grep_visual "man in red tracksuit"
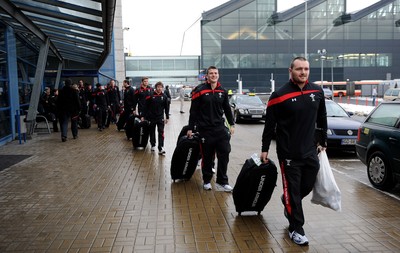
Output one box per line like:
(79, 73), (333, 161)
(186, 66), (235, 192)
(260, 56), (327, 246)
(143, 81), (169, 155)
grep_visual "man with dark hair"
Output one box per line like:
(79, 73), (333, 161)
(186, 66), (235, 192)
(106, 79), (121, 126)
(133, 77), (153, 117)
(57, 79), (81, 142)
(164, 85), (172, 115)
(260, 56), (327, 246)
(143, 81), (169, 154)
(93, 83), (109, 131)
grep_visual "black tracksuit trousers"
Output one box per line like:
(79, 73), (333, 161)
(149, 118), (165, 151)
(199, 127), (231, 185)
(280, 152), (319, 235)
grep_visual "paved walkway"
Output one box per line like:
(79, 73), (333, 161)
(0, 101), (400, 252)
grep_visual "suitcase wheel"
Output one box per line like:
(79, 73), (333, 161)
(238, 212), (242, 216)
(257, 211), (261, 215)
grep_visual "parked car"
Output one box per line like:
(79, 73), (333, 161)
(183, 87), (193, 101)
(383, 88), (400, 101)
(233, 88), (251, 95)
(356, 101), (400, 190)
(324, 99), (361, 151)
(229, 94), (266, 123)
(323, 88), (333, 99)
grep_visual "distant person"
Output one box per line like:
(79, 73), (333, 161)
(78, 80), (88, 120)
(106, 79), (121, 126)
(187, 66), (235, 192)
(372, 86), (377, 106)
(49, 88), (59, 132)
(57, 79), (81, 142)
(144, 81), (169, 155)
(85, 83), (95, 117)
(260, 56), (327, 246)
(39, 87), (52, 118)
(179, 85), (186, 113)
(93, 83), (109, 131)
(164, 85), (172, 115)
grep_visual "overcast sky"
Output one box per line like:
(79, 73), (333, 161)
(121, 0), (379, 56)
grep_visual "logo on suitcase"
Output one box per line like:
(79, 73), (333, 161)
(139, 127), (144, 143)
(182, 147), (193, 175)
(251, 175), (266, 207)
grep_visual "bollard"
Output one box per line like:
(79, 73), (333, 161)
(16, 110), (26, 144)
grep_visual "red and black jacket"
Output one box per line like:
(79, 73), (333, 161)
(144, 91), (169, 121)
(262, 79), (327, 159)
(133, 85), (153, 116)
(188, 81), (234, 132)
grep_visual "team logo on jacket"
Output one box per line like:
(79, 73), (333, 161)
(219, 92), (222, 98)
(310, 93), (316, 102)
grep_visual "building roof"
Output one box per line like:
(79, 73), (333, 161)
(201, 0), (254, 22)
(267, 0), (326, 26)
(0, 0), (116, 68)
(333, 0), (396, 26)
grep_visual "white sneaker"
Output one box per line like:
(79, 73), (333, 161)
(289, 231), (309, 246)
(216, 183), (233, 192)
(203, 183), (212, 190)
(151, 146), (156, 151)
(159, 148), (166, 155)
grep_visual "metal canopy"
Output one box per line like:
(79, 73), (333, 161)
(266, 0), (326, 26)
(202, 0), (254, 22)
(0, 0), (116, 68)
(333, 0), (396, 26)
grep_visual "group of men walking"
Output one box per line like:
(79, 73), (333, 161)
(52, 57), (328, 247)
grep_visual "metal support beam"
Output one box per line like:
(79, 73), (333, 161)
(6, 26), (20, 141)
(26, 37), (50, 135)
(0, 0), (63, 61)
(55, 61), (63, 89)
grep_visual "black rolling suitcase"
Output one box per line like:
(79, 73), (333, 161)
(124, 114), (136, 140)
(79, 113), (91, 129)
(233, 156), (278, 215)
(116, 110), (126, 131)
(132, 118), (149, 149)
(170, 134), (200, 182)
(177, 125), (191, 144)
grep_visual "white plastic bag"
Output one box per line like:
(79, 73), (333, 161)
(311, 150), (342, 211)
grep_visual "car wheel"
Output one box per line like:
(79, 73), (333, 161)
(234, 111), (240, 124)
(367, 151), (395, 190)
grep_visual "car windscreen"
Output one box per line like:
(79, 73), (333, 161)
(367, 104), (400, 127)
(237, 96), (263, 105)
(325, 101), (349, 117)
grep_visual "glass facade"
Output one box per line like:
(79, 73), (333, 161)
(201, 0), (400, 92)
(0, 24), (11, 140)
(125, 56), (201, 87)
